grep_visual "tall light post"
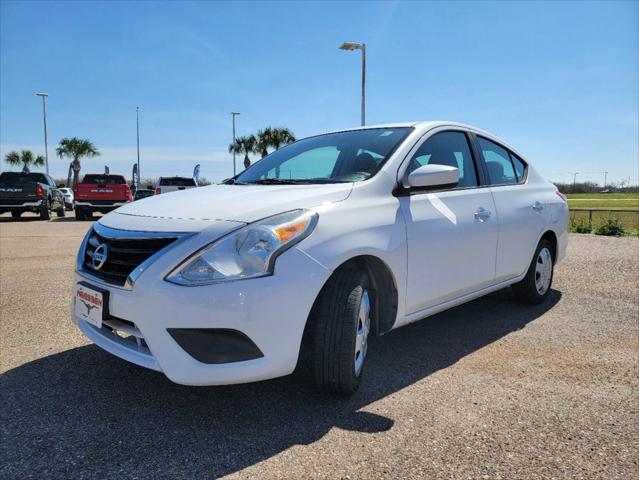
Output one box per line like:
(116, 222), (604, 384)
(339, 42), (366, 126)
(35, 93), (49, 175)
(572, 172), (579, 193)
(136, 107), (141, 189)
(603, 171), (608, 189)
(231, 112), (240, 176)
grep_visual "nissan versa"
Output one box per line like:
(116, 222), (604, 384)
(73, 121), (569, 394)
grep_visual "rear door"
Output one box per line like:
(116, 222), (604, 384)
(475, 136), (550, 281)
(399, 129), (499, 316)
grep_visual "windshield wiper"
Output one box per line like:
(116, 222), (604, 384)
(245, 178), (306, 185)
(244, 178), (350, 185)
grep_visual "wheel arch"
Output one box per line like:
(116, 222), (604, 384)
(539, 230), (558, 264)
(302, 254), (399, 350)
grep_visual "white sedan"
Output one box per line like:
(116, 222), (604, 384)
(72, 121), (568, 394)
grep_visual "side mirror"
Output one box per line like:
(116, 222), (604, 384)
(407, 164), (459, 190)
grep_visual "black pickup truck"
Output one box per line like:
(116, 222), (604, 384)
(0, 171), (65, 220)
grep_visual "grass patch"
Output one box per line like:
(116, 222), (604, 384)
(568, 199), (639, 209)
(566, 193), (639, 199)
(570, 210), (639, 231)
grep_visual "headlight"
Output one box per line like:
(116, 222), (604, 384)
(165, 209), (318, 286)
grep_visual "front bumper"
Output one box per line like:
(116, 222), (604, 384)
(73, 245), (331, 386)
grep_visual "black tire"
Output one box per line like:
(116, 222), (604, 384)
(311, 265), (372, 395)
(11, 211), (22, 219)
(512, 238), (554, 305)
(75, 207), (85, 221)
(56, 205), (65, 217)
(39, 198), (51, 220)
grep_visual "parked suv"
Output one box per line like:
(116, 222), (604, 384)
(72, 121), (568, 394)
(0, 171), (65, 219)
(58, 187), (74, 210)
(73, 174), (132, 220)
(155, 176), (197, 195)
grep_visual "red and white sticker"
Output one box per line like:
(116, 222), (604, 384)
(75, 285), (104, 328)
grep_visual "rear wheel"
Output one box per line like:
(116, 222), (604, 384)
(11, 211), (22, 219)
(75, 207), (85, 221)
(512, 238), (554, 304)
(311, 265), (372, 395)
(39, 198), (51, 220)
(56, 205), (65, 217)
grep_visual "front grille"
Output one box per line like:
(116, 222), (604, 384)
(83, 228), (176, 286)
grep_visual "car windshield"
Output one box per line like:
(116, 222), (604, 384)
(235, 127), (412, 184)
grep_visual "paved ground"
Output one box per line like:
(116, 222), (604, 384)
(1, 213), (638, 479)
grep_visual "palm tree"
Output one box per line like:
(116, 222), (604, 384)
(56, 138), (100, 187)
(228, 134), (257, 169)
(270, 128), (296, 150)
(257, 127), (274, 158)
(3, 150), (45, 173)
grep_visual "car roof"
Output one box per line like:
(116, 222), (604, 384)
(324, 121), (526, 160)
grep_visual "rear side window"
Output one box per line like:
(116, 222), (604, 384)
(0, 172), (48, 184)
(407, 131), (478, 188)
(82, 175), (124, 185)
(477, 137), (518, 186)
(509, 152), (527, 182)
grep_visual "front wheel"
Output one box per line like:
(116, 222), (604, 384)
(56, 205), (65, 217)
(512, 239), (554, 304)
(11, 211), (22, 219)
(311, 266), (372, 395)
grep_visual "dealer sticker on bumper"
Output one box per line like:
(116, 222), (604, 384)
(75, 284), (104, 328)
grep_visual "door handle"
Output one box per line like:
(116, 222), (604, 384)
(532, 201), (545, 212)
(474, 208), (491, 222)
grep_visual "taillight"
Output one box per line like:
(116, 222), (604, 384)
(35, 184), (44, 197)
(155, 187), (161, 195)
(555, 191), (567, 203)
(125, 185), (133, 202)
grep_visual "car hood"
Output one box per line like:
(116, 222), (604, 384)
(99, 183), (353, 232)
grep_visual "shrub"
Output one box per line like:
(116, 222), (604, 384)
(570, 218), (592, 234)
(594, 217), (625, 236)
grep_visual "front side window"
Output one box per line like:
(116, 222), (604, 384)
(477, 137), (518, 185)
(235, 127), (412, 184)
(406, 131), (478, 188)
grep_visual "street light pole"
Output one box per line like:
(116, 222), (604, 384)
(572, 172), (579, 193)
(35, 93), (49, 175)
(231, 112), (240, 176)
(339, 42), (366, 126)
(603, 171), (608, 189)
(136, 107), (141, 189)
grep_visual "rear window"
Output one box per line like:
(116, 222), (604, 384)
(0, 172), (48, 184)
(81, 175), (125, 185)
(159, 177), (196, 186)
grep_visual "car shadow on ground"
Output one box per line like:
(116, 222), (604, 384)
(1, 288), (561, 479)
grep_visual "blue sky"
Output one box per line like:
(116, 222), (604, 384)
(1, 0), (637, 185)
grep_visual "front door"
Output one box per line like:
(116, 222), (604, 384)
(399, 130), (499, 315)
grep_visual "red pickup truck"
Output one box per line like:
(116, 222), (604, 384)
(73, 174), (132, 220)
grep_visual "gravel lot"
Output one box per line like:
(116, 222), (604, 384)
(1, 214), (638, 479)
